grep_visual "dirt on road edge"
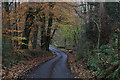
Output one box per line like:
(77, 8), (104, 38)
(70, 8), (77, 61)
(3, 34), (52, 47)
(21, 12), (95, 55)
(59, 49), (94, 79)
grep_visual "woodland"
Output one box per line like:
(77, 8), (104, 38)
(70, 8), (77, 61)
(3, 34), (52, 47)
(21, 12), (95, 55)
(2, 2), (120, 79)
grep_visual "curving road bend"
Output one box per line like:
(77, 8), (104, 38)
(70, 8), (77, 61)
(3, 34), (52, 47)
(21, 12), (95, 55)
(27, 47), (73, 78)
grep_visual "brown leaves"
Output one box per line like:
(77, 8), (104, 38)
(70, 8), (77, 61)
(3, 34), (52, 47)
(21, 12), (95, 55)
(61, 49), (93, 79)
(2, 52), (56, 79)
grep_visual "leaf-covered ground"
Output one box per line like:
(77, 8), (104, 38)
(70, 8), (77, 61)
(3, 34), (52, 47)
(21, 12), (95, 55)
(61, 49), (94, 79)
(2, 52), (56, 79)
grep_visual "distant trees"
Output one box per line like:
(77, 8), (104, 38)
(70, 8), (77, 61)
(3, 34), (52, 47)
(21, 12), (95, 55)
(80, 2), (120, 49)
(75, 2), (120, 79)
(2, 2), (74, 52)
(2, 1), (120, 79)
(54, 2), (120, 79)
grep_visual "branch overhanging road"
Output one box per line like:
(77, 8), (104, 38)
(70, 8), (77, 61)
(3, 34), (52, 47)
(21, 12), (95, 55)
(27, 46), (73, 78)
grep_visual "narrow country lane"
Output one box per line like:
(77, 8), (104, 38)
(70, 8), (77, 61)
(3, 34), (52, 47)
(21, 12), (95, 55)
(27, 47), (73, 78)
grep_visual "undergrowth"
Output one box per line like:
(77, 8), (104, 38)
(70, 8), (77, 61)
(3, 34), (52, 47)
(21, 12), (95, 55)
(76, 33), (120, 80)
(2, 46), (53, 68)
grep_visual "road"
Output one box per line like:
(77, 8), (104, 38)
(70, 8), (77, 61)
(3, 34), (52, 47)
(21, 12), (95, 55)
(27, 47), (73, 78)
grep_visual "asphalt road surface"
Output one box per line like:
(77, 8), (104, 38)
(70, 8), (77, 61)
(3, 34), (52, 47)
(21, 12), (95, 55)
(27, 47), (73, 78)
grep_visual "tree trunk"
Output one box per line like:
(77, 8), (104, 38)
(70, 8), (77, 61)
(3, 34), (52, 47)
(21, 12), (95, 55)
(46, 13), (53, 51)
(40, 13), (47, 50)
(2, 2), (12, 49)
(32, 25), (38, 49)
(14, 2), (19, 49)
(21, 11), (34, 49)
(46, 3), (54, 51)
(100, 2), (111, 45)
